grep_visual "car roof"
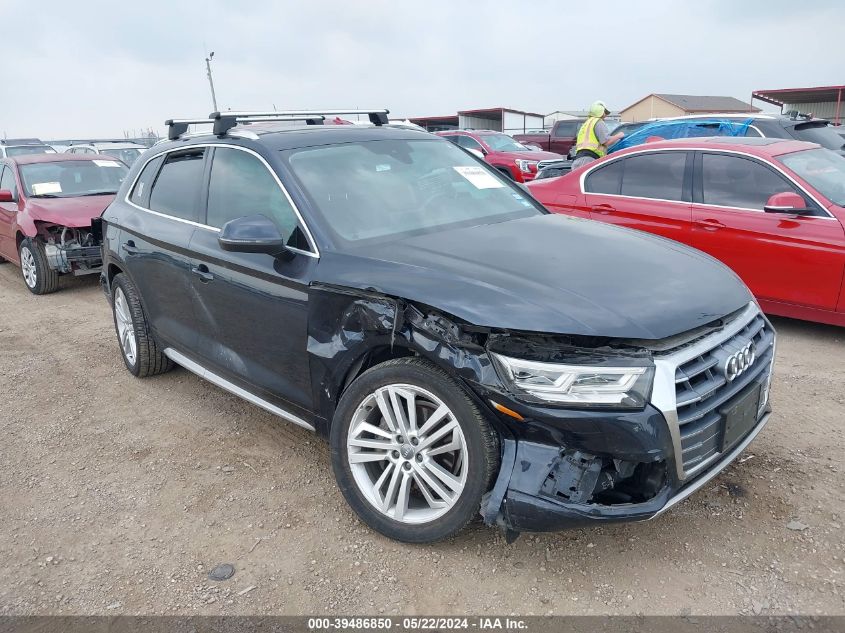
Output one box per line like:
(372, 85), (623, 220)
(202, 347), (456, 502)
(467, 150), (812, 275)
(5, 153), (121, 166)
(157, 123), (438, 153)
(91, 142), (146, 149)
(611, 136), (818, 157)
(438, 129), (502, 136)
(651, 112), (832, 128)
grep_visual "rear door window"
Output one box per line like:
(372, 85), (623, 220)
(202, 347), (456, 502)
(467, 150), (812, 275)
(620, 152), (687, 201)
(701, 153), (807, 211)
(148, 148), (205, 221)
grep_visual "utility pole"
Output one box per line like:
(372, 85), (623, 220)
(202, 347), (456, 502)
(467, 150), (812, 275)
(205, 51), (218, 112)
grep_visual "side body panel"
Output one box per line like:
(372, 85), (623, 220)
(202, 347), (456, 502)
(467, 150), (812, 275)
(113, 209), (199, 350)
(0, 164), (23, 262)
(187, 228), (316, 415)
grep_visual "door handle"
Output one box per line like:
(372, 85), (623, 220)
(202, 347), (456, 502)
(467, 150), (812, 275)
(191, 264), (214, 283)
(695, 218), (726, 231)
(122, 240), (139, 254)
(591, 204), (616, 215)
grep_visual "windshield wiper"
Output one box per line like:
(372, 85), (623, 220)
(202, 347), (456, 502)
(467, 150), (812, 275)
(29, 193), (61, 198)
(78, 191), (117, 196)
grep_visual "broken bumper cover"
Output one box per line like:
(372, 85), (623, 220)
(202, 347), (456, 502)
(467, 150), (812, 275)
(479, 398), (772, 533)
(45, 243), (102, 275)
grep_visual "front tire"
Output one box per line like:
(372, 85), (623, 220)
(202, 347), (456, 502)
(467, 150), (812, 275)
(111, 273), (173, 377)
(19, 238), (59, 295)
(331, 358), (499, 543)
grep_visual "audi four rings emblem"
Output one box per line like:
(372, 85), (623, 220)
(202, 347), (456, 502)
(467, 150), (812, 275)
(724, 343), (756, 381)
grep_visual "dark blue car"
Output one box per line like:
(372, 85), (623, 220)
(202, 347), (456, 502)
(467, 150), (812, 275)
(98, 109), (774, 543)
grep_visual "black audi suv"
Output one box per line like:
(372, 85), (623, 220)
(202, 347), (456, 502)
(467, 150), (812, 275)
(98, 109), (775, 543)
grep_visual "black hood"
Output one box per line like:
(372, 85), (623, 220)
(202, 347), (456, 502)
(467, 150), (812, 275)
(317, 214), (752, 340)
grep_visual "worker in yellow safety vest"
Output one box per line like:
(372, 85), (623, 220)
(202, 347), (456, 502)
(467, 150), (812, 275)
(570, 100), (625, 170)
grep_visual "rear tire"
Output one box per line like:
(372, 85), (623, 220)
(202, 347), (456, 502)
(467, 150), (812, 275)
(19, 238), (59, 295)
(111, 273), (173, 377)
(331, 357), (499, 543)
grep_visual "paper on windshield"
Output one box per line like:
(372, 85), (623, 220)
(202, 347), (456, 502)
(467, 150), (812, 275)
(31, 182), (62, 195)
(93, 160), (122, 168)
(453, 166), (504, 189)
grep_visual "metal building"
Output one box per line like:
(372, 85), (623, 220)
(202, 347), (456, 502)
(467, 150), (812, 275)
(409, 107), (544, 134)
(751, 85), (844, 125)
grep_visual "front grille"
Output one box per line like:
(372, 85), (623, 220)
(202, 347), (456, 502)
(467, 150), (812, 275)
(537, 159), (570, 170)
(673, 312), (774, 474)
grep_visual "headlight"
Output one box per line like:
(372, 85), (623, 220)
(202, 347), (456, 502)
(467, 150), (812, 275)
(514, 159), (538, 173)
(491, 353), (654, 409)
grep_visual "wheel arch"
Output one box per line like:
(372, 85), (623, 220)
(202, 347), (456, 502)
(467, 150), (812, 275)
(107, 261), (125, 286)
(307, 283), (497, 435)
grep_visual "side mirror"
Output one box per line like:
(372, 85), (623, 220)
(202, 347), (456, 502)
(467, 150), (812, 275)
(466, 148), (486, 160)
(218, 214), (287, 255)
(0, 189), (14, 203)
(763, 192), (810, 215)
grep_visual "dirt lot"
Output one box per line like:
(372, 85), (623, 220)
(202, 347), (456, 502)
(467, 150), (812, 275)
(0, 266), (843, 616)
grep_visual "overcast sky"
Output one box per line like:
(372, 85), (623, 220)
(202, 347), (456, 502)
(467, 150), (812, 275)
(2, 0), (843, 139)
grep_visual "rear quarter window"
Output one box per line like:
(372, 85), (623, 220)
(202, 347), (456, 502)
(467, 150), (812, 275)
(129, 155), (164, 207)
(584, 160), (623, 195)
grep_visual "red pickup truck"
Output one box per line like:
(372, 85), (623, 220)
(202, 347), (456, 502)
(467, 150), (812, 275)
(435, 130), (563, 182)
(513, 119), (584, 156)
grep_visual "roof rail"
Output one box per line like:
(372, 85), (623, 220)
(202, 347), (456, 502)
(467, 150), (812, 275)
(165, 108), (390, 141)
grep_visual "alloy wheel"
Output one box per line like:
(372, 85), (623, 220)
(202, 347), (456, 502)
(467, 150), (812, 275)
(114, 287), (137, 366)
(20, 246), (37, 289)
(347, 384), (468, 524)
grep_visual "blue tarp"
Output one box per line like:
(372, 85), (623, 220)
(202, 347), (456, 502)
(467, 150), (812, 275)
(609, 118), (754, 153)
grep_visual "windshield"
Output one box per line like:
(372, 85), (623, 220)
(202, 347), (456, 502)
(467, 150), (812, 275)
(779, 148), (845, 206)
(286, 138), (542, 244)
(6, 145), (54, 157)
(790, 122), (845, 151)
(99, 148), (143, 165)
(478, 133), (530, 152)
(20, 159), (128, 198)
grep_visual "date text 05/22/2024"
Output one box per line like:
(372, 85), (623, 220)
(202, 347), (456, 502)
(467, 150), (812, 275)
(307, 617), (528, 630)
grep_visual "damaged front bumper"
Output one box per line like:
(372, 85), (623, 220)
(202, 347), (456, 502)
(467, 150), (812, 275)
(44, 242), (102, 275)
(480, 408), (771, 533)
(475, 303), (775, 534)
(38, 221), (103, 276)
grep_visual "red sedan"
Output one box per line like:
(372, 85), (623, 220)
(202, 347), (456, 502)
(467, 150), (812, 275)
(528, 137), (845, 327)
(0, 154), (128, 294)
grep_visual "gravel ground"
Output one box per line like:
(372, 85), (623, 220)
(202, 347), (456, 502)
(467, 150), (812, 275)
(0, 266), (843, 616)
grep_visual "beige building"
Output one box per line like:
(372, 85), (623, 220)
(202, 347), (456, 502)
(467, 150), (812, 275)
(620, 94), (759, 122)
